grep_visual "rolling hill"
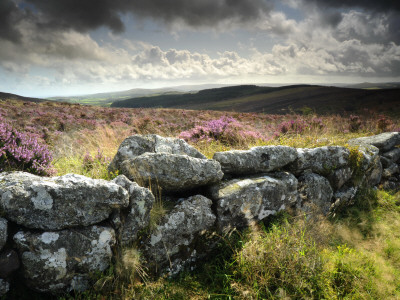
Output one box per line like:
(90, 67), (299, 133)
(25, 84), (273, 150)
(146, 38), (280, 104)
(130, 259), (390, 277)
(0, 92), (44, 103)
(111, 84), (400, 116)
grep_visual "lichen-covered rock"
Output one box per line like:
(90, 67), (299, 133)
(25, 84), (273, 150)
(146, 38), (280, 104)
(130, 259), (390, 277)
(210, 172), (298, 232)
(121, 153), (223, 192)
(0, 249), (20, 279)
(332, 186), (358, 211)
(359, 146), (383, 186)
(288, 146), (350, 176)
(0, 279), (9, 297)
(0, 172), (129, 230)
(112, 175), (155, 245)
(109, 134), (206, 173)
(327, 167), (353, 191)
(381, 148), (400, 167)
(213, 146), (297, 175)
(382, 163), (400, 179)
(298, 173), (333, 215)
(0, 218), (7, 251)
(143, 195), (216, 275)
(13, 226), (115, 294)
(348, 132), (400, 152)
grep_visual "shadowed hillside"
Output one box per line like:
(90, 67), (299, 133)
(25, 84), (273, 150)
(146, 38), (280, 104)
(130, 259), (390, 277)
(111, 85), (400, 116)
(0, 92), (44, 103)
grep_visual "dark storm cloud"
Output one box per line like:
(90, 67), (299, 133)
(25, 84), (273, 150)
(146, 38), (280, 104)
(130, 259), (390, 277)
(0, 0), (22, 42)
(0, 0), (272, 41)
(302, 0), (400, 12)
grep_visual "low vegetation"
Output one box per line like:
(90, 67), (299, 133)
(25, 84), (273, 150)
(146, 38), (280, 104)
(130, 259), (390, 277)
(2, 97), (400, 299)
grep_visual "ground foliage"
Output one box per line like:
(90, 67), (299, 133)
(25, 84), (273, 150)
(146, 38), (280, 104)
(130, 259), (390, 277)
(2, 97), (400, 299)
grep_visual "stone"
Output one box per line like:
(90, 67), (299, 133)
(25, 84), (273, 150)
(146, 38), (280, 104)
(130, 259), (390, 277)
(0, 218), (7, 251)
(288, 146), (350, 176)
(0, 249), (20, 278)
(0, 279), (9, 297)
(144, 195), (216, 275)
(348, 132), (400, 152)
(327, 167), (353, 190)
(112, 175), (155, 246)
(121, 153), (223, 192)
(13, 226), (115, 294)
(213, 146), (297, 175)
(298, 173), (333, 215)
(382, 163), (400, 179)
(382, 148), (400, 166)
(352, 145), (382, 187)
(332, 186), (358, 211)
(0, 172), (129, 230)
(109, 134), (206, 173)
(210, 172), (298, 232)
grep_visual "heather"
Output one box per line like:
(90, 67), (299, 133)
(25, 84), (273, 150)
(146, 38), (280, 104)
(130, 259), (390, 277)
(0, 118), (53, 175)
(2, 98), (400, 299)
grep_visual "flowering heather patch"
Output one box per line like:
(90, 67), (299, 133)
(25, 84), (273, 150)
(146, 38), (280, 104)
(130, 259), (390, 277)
(0, 119), (53, 175)
(179, 116), (266, 146)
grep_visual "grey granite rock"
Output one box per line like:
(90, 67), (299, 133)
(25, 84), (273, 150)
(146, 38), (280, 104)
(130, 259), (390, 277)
(213, 146), (297, 175)
(112, 175), (155, 245)
(0, 172), (129, 230)
(143, 195), (216, 275)
(210, 172), (298, 232)
(288, 146), (350, 176)
(121, 153), (223, 192)
(109, 134), (206, 173)
(348, 132), (400, 152)
(327, 167), (353, 191)
(298, 173), (333, 215)
(14, 226), (115, 294)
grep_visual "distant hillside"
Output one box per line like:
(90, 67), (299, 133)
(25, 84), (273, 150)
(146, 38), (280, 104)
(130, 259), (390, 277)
(47, 88), (187, 106)
(345, 82), (400, 89)
(0, 92), (44, 103)
(110, 84), (400, 116)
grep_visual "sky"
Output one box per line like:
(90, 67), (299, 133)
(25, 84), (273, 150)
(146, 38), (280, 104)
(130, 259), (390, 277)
(0, 0), (399, 97)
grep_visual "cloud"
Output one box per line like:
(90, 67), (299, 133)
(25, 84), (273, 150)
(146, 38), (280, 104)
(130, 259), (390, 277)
(0, 0), (274, 42)
(301, 0), (400, 13)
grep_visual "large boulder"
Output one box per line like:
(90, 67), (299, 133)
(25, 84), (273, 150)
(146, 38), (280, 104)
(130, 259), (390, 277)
(13, 226), (115, 294)
(297, 173), (333, 215)
(109, 134), (206, 173)
(112, 175), (155, 246)
(288, 146), (350, 176)
(0, 218), (7, 251)
(210, 172), (298, 233)
(382, 163), (400, 179)
(213, 146), (298, 175)
(348, 132), (400, 152)
(143, 195), (216, 275)
(121, 153), (223, 192)
(0, 172), (129, 230)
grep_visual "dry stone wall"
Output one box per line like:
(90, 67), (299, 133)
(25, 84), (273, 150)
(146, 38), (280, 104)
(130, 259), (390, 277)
(0, 132), (399, 297)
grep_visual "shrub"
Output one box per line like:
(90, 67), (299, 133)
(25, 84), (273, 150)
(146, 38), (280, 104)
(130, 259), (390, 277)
(179, 116), (265, 146)
(0, 120), (53, 176)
